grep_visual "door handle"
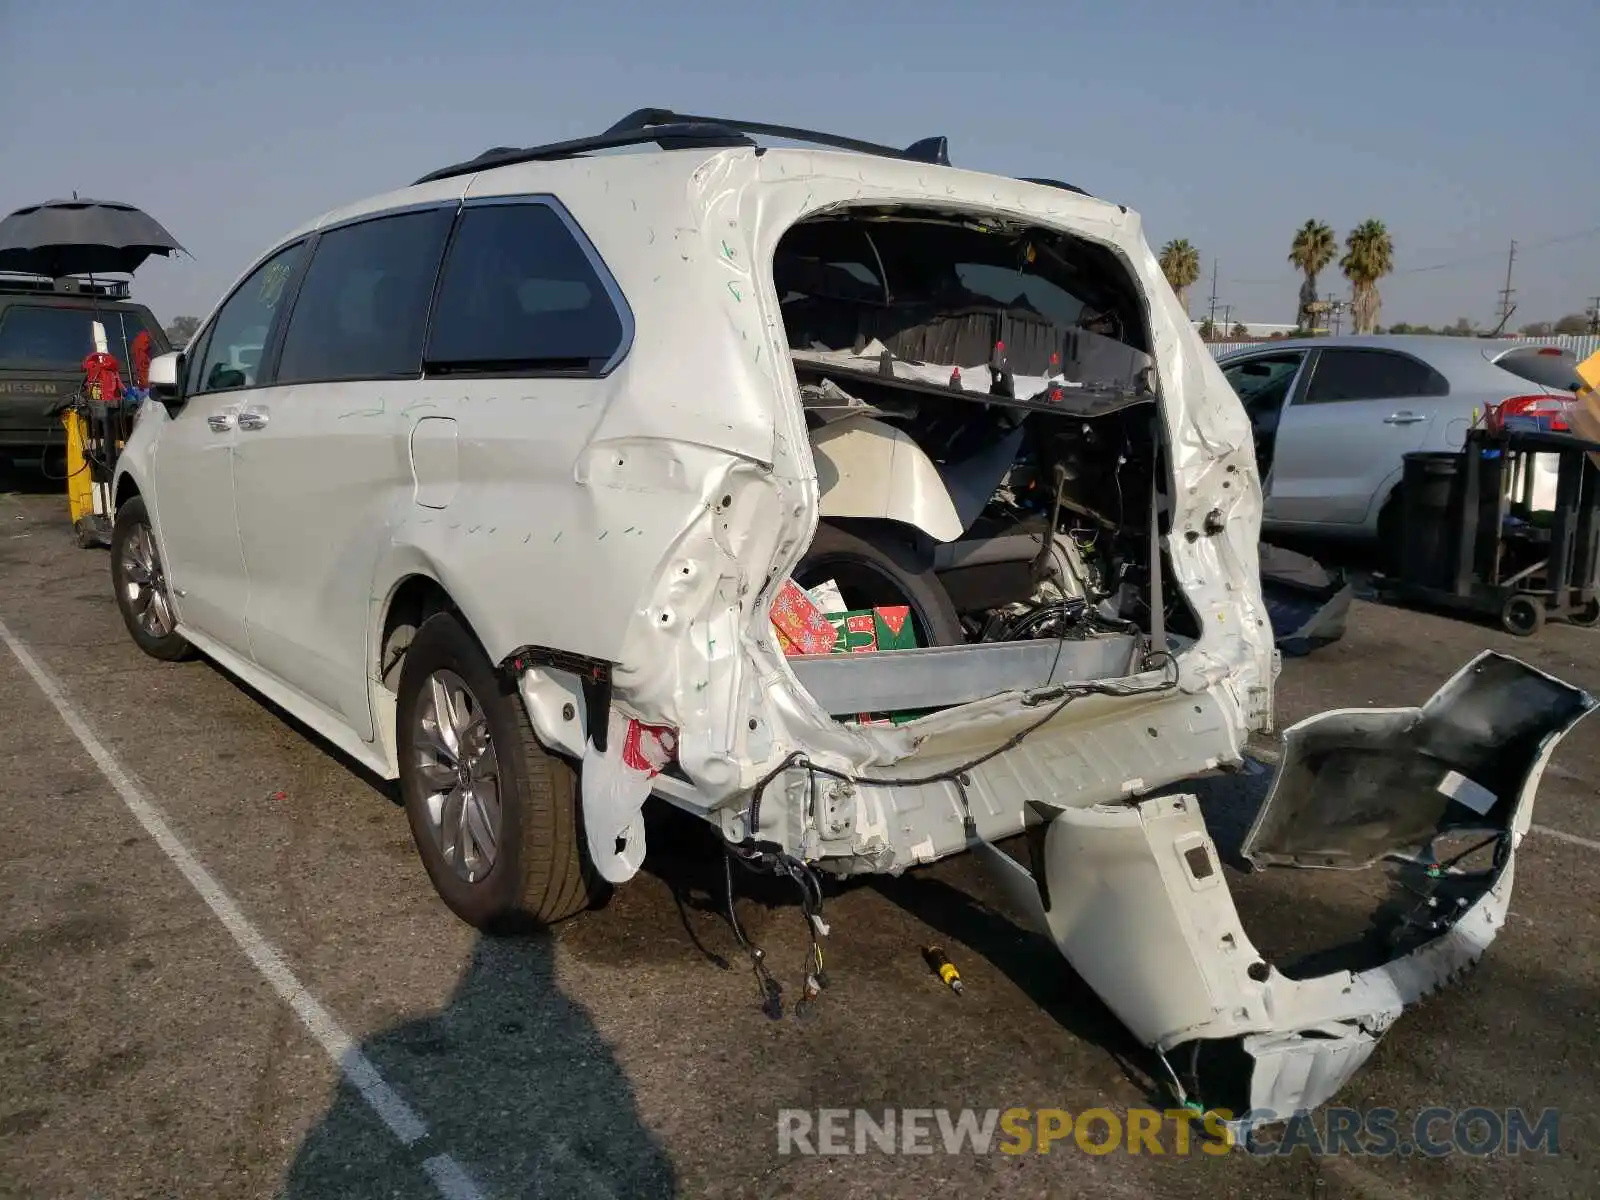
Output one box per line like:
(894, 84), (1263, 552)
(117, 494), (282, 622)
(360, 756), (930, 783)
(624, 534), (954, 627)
(206, 412), (236, 433)
(1383, 412), (1426, 425)
(237, 408), (269, 431)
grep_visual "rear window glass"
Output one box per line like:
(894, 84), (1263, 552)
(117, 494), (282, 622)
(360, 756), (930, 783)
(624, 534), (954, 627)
(0, 305), (151, 368)
(1494, 347), (1584, 393)
(955, 263), (1088, 327)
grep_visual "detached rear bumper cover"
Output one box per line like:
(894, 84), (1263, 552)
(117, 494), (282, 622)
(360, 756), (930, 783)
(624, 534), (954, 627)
(980, 651), (1595, 1129)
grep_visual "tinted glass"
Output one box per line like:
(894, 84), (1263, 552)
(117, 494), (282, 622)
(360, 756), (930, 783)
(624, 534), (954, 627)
(0, 306), (150, 368)
(196, 242), (307, 393)
(956, 262), (1088, 327)
(276, 209), (454, 384)
(1301, 349), (1448, 404)
(1222, 353), (1304, 409)
(425, 203), (625, 372)
(1493, 347), (1583, 393)
(183, 323), (212, 393)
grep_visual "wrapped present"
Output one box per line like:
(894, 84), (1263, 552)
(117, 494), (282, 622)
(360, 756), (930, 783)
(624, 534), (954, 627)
(771, 578), (837, 656)
(826, 606), (916, 654)
(773, 583), (925, 722)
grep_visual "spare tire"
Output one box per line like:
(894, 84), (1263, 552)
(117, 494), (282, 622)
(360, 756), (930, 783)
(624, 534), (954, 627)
(794, 520), (964, 647)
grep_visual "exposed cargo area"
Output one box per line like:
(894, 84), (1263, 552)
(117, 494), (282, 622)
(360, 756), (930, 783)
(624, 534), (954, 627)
(769, 206), (1187, 720)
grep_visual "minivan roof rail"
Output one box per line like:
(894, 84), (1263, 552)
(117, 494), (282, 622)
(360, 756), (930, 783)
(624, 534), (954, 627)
(414, 108), (952, 185)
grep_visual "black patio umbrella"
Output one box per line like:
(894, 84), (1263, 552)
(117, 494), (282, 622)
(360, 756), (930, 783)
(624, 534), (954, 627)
(0, 197), (185, 278)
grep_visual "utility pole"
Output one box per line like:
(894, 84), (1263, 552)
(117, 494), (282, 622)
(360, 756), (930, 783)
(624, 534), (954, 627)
(1587, 297), (1600, 335)
(1207, 259), (1219, 330)
(1496, 240), (1517, 328)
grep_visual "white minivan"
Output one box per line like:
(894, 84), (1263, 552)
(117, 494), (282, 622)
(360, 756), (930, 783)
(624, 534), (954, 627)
(109, 110), (1590, 1125)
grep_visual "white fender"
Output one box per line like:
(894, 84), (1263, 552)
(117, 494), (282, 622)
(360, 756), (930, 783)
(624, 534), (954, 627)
(809, 414), (965, 543)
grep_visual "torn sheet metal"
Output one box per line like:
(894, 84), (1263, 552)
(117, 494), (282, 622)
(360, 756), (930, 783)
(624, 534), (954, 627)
(580, 712), (678, 883)
(340, 148), (1280, 886)
(978, 651), (1594, 1128)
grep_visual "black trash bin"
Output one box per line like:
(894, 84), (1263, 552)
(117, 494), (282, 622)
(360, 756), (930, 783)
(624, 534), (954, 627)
(1399, 451), (1461, 590)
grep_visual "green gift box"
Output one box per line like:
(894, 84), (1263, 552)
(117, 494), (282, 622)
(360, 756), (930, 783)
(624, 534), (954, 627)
(824, 605), (918, 655)
(820, 605), (926, 724)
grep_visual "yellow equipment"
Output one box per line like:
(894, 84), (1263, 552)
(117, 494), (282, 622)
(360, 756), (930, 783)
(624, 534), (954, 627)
(57, 346), (126, 549)
(63, 406), (108, 541)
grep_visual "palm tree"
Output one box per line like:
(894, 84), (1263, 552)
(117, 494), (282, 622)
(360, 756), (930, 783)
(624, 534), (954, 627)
(1287, 220), (1336, 332)
(1340, 220), (1394, 335)
(1158, 239), (1201, 315)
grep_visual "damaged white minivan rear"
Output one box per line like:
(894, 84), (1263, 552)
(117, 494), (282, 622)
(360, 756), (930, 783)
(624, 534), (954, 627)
(110, 109), (1594, 1131)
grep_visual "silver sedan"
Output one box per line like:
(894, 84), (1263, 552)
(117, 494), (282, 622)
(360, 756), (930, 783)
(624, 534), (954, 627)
(1218, 335), (1583, 543)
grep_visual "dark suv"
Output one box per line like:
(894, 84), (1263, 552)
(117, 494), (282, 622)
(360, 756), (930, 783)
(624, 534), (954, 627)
(0, 276), (168, 459)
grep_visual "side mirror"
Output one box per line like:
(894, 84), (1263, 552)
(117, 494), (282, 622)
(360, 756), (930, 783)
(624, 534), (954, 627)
(148, 351), (184, 407)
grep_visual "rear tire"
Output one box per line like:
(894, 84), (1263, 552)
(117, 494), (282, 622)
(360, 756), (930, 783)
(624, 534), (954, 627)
(795, 520), (963, 646)
(397, 612), (606, 932)
(110, 496), (194, 662)
(1567, 598), (1600, 629)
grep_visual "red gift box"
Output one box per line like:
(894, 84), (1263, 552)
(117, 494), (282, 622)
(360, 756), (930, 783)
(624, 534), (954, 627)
(770, 578), (837, 656)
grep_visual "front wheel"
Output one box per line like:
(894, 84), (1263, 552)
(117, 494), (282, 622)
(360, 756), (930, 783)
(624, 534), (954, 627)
(110, 496), (193, 661)
(396, 611), (606, 932)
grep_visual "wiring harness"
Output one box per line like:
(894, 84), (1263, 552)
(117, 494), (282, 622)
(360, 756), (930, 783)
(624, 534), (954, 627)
(720, 649), (1180, 1019)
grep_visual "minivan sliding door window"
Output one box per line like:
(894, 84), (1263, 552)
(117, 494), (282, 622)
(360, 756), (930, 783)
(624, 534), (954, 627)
(274, 207), (455, 386)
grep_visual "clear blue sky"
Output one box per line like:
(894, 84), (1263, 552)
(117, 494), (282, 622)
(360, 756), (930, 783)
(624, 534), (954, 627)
(4, 0), (1597, 330)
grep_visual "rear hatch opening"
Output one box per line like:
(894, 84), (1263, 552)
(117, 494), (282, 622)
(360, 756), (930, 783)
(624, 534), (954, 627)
(769, 205), (1196, 724)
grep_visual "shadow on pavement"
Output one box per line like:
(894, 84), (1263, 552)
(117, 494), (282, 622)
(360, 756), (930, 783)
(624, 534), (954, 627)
(0, 455), (69, 497)
(872, 765), (1283, 1106)
(199, 657), (404, 808)
(870, 867), (1162, 1101)
(281, 936), (678, 1199)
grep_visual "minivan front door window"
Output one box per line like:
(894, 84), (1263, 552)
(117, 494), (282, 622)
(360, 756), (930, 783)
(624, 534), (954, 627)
(194, 242), (308, 393)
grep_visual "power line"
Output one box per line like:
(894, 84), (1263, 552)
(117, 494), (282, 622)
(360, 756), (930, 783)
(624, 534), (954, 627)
(1391, 224), (1598, 277)
(1215, 223), (1600, 288)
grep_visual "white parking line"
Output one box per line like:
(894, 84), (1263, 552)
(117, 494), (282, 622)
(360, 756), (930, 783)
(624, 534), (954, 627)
(0, 615), (486, 1200)
(1245, 743), (1598, 852)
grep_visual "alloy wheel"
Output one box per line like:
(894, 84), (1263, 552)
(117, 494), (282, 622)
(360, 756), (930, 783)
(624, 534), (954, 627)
(120, 523), (176, 639)
(413, 669), (503, 883)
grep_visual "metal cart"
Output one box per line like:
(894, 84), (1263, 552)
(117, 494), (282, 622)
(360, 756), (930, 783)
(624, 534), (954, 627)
(1387, 427), (1600, 636)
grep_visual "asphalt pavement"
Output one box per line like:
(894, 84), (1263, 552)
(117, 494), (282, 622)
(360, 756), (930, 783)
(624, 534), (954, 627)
(2, 470), (1597, 1199)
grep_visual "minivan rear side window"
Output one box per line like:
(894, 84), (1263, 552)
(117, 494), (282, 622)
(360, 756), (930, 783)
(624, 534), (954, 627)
(276, 208), (455, 385)
(424, 201), (628, 375)
(1493, 346), (1583, 393)
(1300, 348), (1450, 404)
